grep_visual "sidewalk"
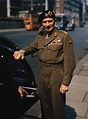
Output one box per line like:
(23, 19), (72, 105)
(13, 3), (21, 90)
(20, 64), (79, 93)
(19, 54), (88, 119)
(66, 54), (88, 119)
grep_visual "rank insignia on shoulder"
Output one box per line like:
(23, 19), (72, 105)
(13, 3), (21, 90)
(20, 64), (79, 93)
(54, 32), (58, 37)
(69, 39), (73, 44)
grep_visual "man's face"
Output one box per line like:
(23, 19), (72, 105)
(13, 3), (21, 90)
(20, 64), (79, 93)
(42, 18), (55, 32)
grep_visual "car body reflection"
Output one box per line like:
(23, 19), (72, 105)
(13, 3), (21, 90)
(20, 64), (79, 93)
(0, 34), (39, 119)
(65, 23), (75, 31)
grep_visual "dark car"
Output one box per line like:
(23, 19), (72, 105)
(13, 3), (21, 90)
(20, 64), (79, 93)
(0, 34), (39, 119)
(55, 22), (67, 31)
(65, 23), (75, 31)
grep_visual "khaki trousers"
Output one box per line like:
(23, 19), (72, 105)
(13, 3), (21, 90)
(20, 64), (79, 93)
(38, 65), (66, 119)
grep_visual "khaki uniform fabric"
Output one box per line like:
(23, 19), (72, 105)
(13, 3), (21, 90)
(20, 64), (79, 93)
(23, 27), (76, 119)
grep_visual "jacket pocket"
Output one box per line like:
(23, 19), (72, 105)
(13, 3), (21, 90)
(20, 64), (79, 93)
(47, 45), (62, 51)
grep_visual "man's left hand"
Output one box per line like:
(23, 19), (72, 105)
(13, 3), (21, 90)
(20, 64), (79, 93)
(60, 84), (69, 94)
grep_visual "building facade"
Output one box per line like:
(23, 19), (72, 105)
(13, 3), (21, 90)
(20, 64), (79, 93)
(54, 0), (83, 26)
(0, 0), (22, 17)
(21, 0), (55, 14)
(0, 0), (88, 27)
(0, 0), (7, 17)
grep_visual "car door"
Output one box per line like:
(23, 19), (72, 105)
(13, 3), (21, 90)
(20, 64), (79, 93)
(0, 34), (39, 118)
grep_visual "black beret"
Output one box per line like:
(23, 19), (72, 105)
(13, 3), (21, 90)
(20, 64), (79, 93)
(38, 10), (56, 23)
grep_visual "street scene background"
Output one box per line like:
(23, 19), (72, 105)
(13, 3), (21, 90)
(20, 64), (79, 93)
(0, 0), (88, 119)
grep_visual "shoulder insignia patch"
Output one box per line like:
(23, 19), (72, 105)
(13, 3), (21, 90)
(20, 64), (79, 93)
(54, 32), (58, 37)
(69, 39), (73, 44)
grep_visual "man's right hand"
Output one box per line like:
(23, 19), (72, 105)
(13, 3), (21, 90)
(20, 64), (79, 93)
(13, 50), (25, 60)
(18, 86), (28, 98)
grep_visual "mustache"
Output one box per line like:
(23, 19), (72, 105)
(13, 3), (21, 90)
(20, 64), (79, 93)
(45, 26), (51, 29)
(44, 24), (54, 29)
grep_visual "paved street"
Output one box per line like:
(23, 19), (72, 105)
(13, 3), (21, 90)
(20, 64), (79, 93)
(66, 54), (88, 119)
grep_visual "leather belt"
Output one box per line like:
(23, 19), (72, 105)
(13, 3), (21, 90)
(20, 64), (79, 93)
(40, 62), (63, 68)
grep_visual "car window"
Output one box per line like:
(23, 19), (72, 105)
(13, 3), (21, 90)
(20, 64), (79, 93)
(67, 24), (72, 27)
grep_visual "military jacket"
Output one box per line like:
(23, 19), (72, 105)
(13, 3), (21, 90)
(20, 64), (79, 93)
(23, 28), (76, 86)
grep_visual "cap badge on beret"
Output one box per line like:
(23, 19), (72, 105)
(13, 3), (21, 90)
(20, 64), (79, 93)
(45, 11), (52, 17)
(38, 10), (55, 23)
(48, 11), (52, 16)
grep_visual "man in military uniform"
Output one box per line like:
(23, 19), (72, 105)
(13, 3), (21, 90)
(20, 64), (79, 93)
(13, 10), (76, 119)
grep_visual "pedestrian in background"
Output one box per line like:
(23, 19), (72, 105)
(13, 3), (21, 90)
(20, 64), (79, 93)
(13, 10), (76, 119)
